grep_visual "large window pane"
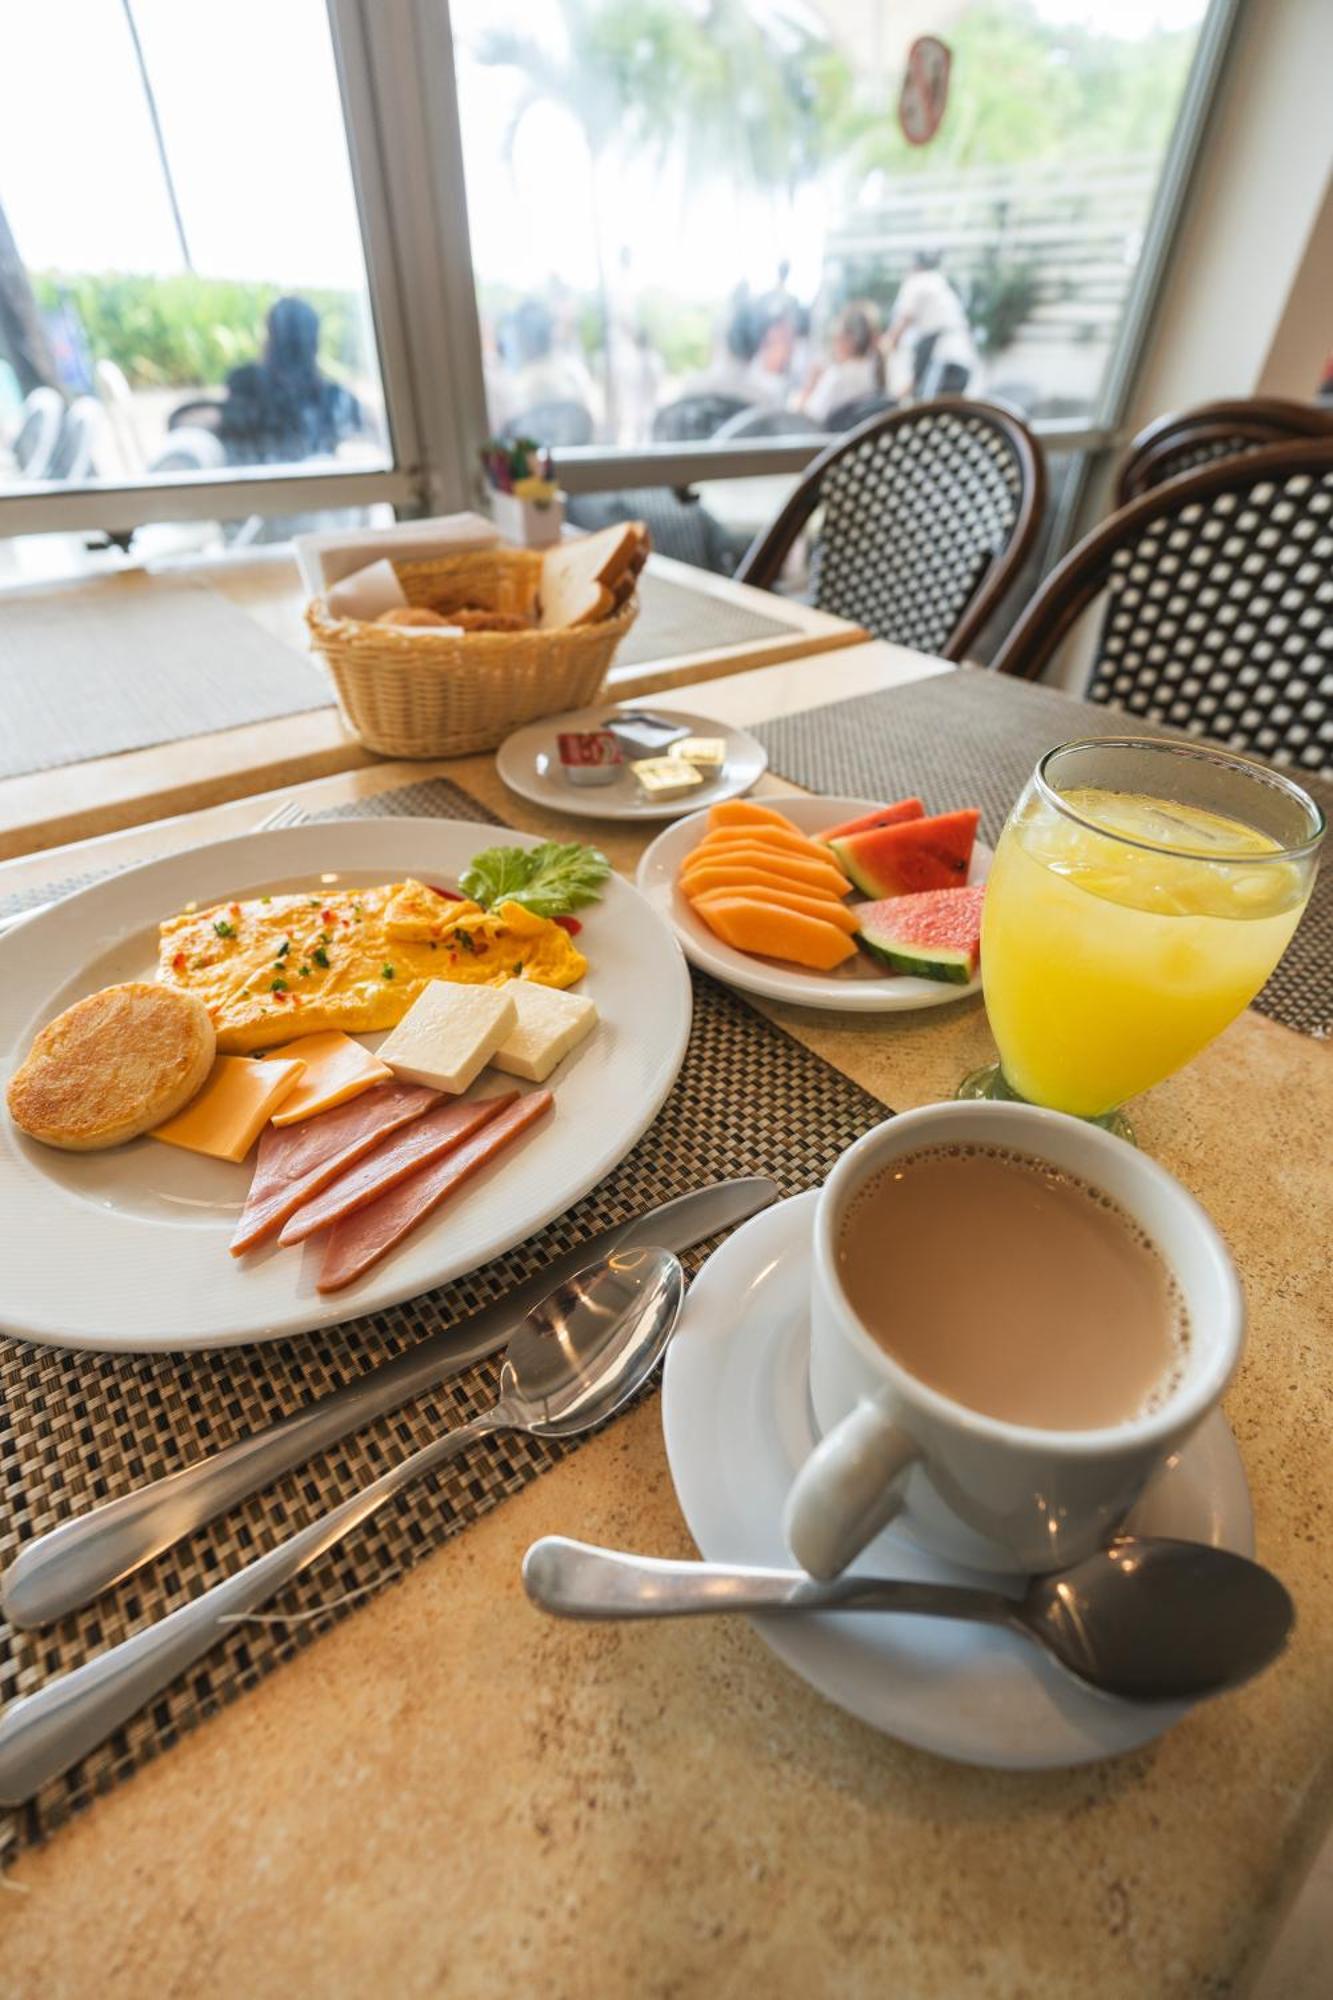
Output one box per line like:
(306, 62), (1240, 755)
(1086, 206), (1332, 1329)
(451, 0), (1211, 451)
(0, 0), (389, 499)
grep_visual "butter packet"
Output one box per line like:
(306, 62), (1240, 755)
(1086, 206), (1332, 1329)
(631, 757), (704, 802)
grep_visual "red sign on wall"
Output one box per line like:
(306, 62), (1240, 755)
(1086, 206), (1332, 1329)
(899, 35), (952, 147)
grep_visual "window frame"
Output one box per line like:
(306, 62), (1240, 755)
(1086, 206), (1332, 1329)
(0, 0), (1239, 544)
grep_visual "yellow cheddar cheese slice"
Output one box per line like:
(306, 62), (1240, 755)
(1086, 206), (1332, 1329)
(261, 1032), (391, 1126)
(150, 1055), (305, 1163)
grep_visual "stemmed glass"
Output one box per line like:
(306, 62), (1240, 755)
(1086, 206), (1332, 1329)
(959, 737), (1325, 1141)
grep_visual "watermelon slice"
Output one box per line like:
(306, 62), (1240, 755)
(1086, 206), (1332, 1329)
(854, 885), (985, 984)
(828, 808), (980, 898)
(816, 797), (924, 845)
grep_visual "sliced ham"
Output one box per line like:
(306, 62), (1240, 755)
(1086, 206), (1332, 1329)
(278, 1093), (516, 1246)
(230, 1079), (438, 1256)
(317, 1089), (554, 1294)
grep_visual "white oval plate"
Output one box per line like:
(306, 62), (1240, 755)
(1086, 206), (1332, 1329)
(0, 818), (691, 1354)
(637, 795), (991, 1012)
(496, 705), (768, 822)
(663, 1193), (1253, 1771)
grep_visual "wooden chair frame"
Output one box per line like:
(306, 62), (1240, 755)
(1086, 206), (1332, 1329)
(992, 437), (1333, 687)
(1115, 397), (1333, 505)
(735, 397), (1046, 662)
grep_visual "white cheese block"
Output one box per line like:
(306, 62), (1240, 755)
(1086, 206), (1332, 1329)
(490, 982), (598, 1083)
(375, 981), (516, 1094)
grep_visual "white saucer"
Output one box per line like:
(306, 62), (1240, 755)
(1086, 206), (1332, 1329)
(637, 795), (991, 1012)
(495, 704), (768, 822)
(661, 1192), (1253, 1770)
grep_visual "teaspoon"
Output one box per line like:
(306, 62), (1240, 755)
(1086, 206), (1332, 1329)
(522, 1534), (1293, 1702)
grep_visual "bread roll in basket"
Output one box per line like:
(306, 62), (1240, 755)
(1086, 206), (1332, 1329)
(306, 526), (646, 758)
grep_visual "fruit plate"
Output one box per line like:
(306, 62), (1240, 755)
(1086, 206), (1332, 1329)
(0, 818), (692, 1354)
(635, 795), (991, 1013)
(495, 704), (768, 822)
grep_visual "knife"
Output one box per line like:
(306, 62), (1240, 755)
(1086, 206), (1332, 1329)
(2, 1177), (778, 1630)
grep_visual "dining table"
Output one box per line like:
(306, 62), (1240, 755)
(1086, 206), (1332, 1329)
(0, 631), (1329, 2000)
(0, 547), (866, 862)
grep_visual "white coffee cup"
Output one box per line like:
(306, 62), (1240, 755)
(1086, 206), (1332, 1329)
(784, 1101), (1243, 1578)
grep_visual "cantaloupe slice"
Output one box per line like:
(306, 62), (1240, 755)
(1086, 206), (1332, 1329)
(681, 862), (849, 904)
(693, 884), (859, 934)
(691, 894), (856, 970)
(707, 800), (797, 832)
(694, 827), (834, 863)
(681, 844), (850, 896)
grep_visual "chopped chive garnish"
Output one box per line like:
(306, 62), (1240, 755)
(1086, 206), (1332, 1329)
(275, 939), (290, 960)
(269, 977), (288, 993)
(298, 963), (311, 977)
(381, 963), (395, 980)
(213, 918), (236, 939)
(312, 945), (330, 968)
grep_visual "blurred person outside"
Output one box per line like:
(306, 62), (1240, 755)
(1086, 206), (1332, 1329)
(745, 302), (801, 406)
(683, 286), (761, 401)
(609, 323), (663, 444)
(605, 248), (663, 444)
(799, 301), (884, 425)
(755, 258), (800, 329)
(491, 297), (598, 433)
(218, 296), (362, 465)
(883, 251), (977, 398)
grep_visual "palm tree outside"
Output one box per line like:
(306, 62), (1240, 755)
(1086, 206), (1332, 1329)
(473, 0), (853, 435)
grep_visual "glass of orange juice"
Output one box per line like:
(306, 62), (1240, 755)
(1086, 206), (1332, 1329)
(960, 738), (1324, 1139)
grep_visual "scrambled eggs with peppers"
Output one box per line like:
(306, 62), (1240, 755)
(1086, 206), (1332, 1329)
(158, 879), (587, 1054)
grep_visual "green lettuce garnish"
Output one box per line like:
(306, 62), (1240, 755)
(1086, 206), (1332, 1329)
(460, 840), (611, 918)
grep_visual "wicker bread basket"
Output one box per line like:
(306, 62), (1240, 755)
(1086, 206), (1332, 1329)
(306, 548), (638, 758)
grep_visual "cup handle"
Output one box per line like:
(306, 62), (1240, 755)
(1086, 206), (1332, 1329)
(783, 1399), (918, 1580)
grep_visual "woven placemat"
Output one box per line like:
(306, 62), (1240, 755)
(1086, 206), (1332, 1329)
(0, 774), (890, 1858)
(755, 671), (1332, 1040)
(0, 576), (334, 780)
(614, 569), (800, 668)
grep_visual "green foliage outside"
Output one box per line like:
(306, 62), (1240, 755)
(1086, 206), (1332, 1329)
(824, 0), (1197, 181)
(28, 271), (363, 390)
(636, 290), (712, 377)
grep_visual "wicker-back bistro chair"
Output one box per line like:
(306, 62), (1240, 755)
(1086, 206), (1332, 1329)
(992, 439), (1333, 777)
(736, 398), (1045, 661)
(1115, 396), (1333, 505)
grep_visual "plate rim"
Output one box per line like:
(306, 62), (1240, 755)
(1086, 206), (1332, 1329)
(0, 815), (692, 1354)
(495, 702), (769, 822)
(636, 794), (991, 1012)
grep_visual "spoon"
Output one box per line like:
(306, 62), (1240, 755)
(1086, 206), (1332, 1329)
(522, 1534), (1294, 1702)
(0, 1246), (684, 1807)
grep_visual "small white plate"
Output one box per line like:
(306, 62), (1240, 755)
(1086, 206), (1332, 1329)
(662, 1192), (1253, 1771)
(637, 795), (991, 1012)
(496, 705), (768, 822)
(0, 818), (691, 1354)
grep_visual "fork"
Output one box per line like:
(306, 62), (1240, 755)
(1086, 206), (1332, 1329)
(0, 798), (311, 938)
(250, 800), (311, 834)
